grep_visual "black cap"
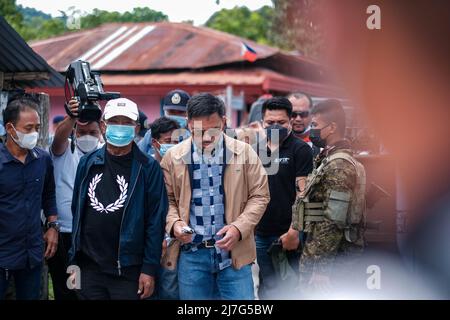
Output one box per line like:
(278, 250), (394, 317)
(163, 89), (190, 112)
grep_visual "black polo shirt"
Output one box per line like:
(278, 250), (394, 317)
(256, 133), (313, 237)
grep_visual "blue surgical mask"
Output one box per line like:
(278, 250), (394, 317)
(168, 115), (187, 128)
(158, 143), (175, 157)
(105, 124), (135, 147)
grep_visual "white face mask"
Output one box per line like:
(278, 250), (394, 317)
(76, 135), (99, 153)
(12, 126), (39, 150)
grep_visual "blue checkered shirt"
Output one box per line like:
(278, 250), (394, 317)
(189, 137), (231, 270)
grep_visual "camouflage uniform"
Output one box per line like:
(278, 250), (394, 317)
(292, 140), (366, 290)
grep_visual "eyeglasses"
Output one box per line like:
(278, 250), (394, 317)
(291, 111), (310, 119)
(191, 128), (223, 138)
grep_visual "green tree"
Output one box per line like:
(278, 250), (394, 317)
(205, 5), (274, 45)
(80, 7), (168, 29)
(20, 16), (66, 40)
(0, 0), (24, 31)
(2, 3), (169, 41)
(209, 0), (323, 59)
(0, 0), (66, 40)
(18, 4), (51, 23)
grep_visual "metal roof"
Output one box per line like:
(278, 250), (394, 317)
(30, 22), (280, 72)
(99, 68), (341, 97)
(27, 21), (333, 93)
(0, 16), (64, 88)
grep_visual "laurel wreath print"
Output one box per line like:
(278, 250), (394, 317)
(88, 173), (128, 213)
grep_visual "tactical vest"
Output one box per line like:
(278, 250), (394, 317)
(292, 151), (366, 243)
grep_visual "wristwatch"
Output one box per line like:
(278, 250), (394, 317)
(46, 221), (61, 232)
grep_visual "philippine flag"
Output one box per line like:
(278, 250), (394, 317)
(241, 42), (257, 62)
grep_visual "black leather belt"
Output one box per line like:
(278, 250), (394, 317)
(181, 239), (216, 251)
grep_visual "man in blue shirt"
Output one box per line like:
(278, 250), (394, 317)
(0, 97), (59, 300)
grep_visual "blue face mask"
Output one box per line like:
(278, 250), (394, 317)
(158, 143), (176, 157)
(168, 115), (187, 128)
(105, 124), (135, 147)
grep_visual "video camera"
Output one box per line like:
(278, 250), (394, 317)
(64, 60), (120, 122)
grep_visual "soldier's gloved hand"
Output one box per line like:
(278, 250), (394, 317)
(280, 227), (300, 251)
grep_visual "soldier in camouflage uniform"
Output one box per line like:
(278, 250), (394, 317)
(292, 99), (366, 294)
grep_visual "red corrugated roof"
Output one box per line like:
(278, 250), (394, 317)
(30, 22), (279, 72)
(99, 68), (341, 97)
(101, 68), (266, 85)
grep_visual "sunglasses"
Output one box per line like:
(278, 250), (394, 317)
(291, 111), (310, 119)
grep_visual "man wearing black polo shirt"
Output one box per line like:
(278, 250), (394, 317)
(256, 97), (313, 299)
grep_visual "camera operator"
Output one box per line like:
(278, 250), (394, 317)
(48, 98), (102, 300)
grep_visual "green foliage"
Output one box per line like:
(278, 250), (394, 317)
(205, 5), (273, 45)
(0, 0), (65, 40)
(0, 0), (23, 30)
(18, 4), (51, 23)
(0, 2), (168, 41)
(80, 7), (168, 29)
(32, 18), (66, 40)
(205, 2), (322, 59)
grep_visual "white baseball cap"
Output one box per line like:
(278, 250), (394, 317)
(103, 98), (139, 121)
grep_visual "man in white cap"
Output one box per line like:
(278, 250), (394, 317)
(68, 98), (168, 300)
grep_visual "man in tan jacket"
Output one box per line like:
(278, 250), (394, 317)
(160, 93), (270, 300)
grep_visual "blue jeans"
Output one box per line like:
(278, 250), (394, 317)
(178, 247), (254, 300)
(157, 266), (179, 300)
(0, 264), (42, 300)
(256, 235), (300, 300)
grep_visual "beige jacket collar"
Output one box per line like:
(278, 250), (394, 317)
(172, 134), (245, 164)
